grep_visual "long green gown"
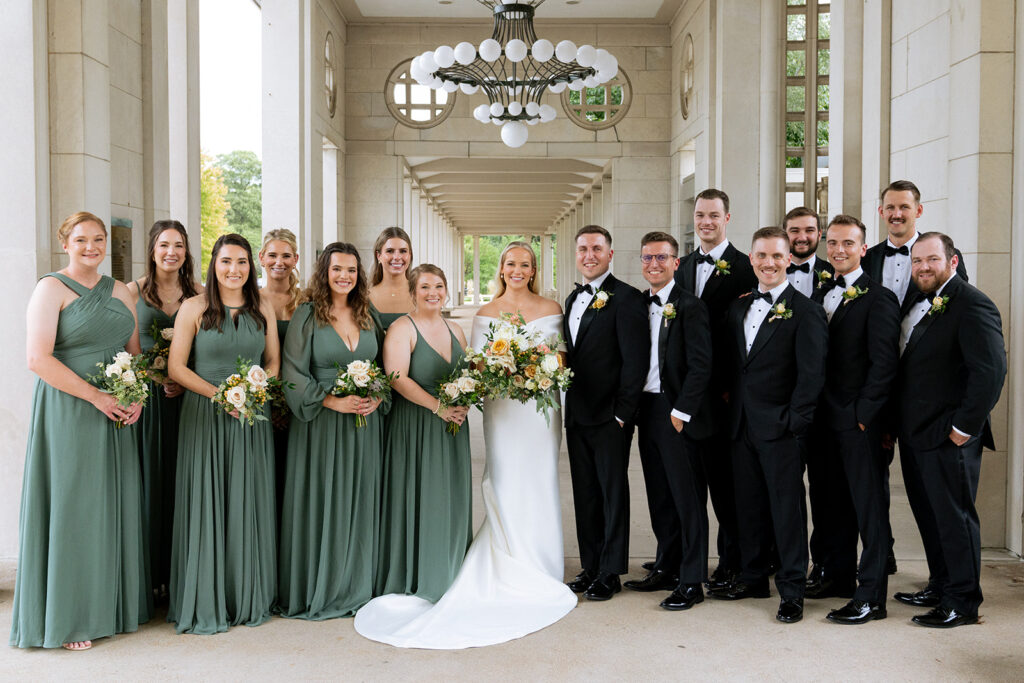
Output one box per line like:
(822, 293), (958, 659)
(167, 306), (277, 635)
(135, 289), (181, 594)
(277, 302), (388, 619)
(374, 316), (472, 602)
(10, 273), (151, 648)
(272, 318), (290, 526)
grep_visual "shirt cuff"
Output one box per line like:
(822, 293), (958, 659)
(670, 409), (691, 422)
(615, 416), (624, 425)
(952, 425), (971, 438)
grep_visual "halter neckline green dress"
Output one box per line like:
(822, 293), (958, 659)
(167, 305), (277, 635)
(277, 302), (388, 619)
(10, 273), (152, 648)
(373, 315), (472, 601)
(135, 287), (181, 595)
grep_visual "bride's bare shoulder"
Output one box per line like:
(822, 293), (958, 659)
(475, 300), (502, 318)
(534, 296), (563, 317)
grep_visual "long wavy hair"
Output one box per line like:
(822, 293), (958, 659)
(141, 220), (199, 308)
(306, 242), (373, 330)
(492, 240), (540, 297)
(259, 228), (302, 317)
(201, 233), (266, 332)
(370, 227), (413, 286)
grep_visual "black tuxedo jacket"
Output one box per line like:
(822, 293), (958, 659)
(812, 272), (900, 431)
(727, 284), (828, 440)
(897, 276), (1006, 451)
(563, 273), (648, 428)
(649, 285), (714, 441)
(862, 239), (968, 305)
(674, 243), (758, 402)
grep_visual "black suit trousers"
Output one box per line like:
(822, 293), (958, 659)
(693, 400), (741, 571)
(637, 393), (709, 584)
(732, 420), (808, 600)
(566, 420), (633, 575)
(806, 426), (858, 581)
(900, 436), (984, 616)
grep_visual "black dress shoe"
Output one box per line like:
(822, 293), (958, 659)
(886, 550), (898, 575)
(894, 588), (941, 607)
(584, 573), (621, 601)
(826, 599), (887, 625)
(624, 569), (678, 592)
(805, 575), (856, 600)
(776, 598), (804, 623)
(660, 584), (704, 611)
(911, 606), (978, 629)
(805, 564), (825, 586)
(642, 560), (655, 571)
(566, 569), (597, 593)
(707, 580), (770, 600)
(705, 566), (737, 591)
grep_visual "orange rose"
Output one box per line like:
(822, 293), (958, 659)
(524, 364), (538, 378)
(489, 339), (510, 356)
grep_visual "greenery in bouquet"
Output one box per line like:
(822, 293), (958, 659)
(136, 319), (173, 384)
(212, 356), (288, 426)
(330, 359), (397, 428)
(88, 351), (151, 427)
(465, 312), (573, 425)
(436, 364), (484, 435)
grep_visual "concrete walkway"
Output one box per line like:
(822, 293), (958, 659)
(2, 305), (1022, 680)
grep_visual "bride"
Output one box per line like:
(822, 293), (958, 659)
(354, 240), (577, 649)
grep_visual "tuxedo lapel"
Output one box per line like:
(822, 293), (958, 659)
(657, 285), (681, 377)
(827, 272), (869, 330)
(576, 274), (615, 348)
(681, 253), (698, 294)
(864, 242), (885, 281)
(700, 244), (735, 302)
(735, 295), (755, 362)
(904, 277), (961, 358)
(745, 287), (792, 365)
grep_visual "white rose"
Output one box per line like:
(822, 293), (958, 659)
(351, 373), (370, 388)
(114, 351), (133, 370)
(596, 291), (609, 301)
(538, 376), (554, 391)
(443, 383), (461, 399)
(152, 356), (167, 370)
(492, 324), (515, 342)
(346, 360), (371, 376)
(246, 365), (269, 389)
(105, 363), (123, 378)
(225, 385), (247, 409)
(456, 375), (476, 393)
(160, 328), (174, 341)
(541, 355), (559, 374)
(121, 369), (137, 385)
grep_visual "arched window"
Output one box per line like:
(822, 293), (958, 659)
(561, 70), (632, 131)
(385, 59), (456, 129)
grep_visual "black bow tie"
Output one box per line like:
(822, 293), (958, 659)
(573, 282), (593, 296)
(884, 244), (909, 257)
(821, 274), (847, 292)
(750, 289), (773, 304)
(787, 262), (810, 274)
(645, 293), (663, 307)
(696, 253), (716, 266)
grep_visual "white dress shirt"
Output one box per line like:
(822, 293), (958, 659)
(882, 232), (919, 305)
(742, 281), (790, 353)
(822, 266), (863, 322)
(568, 269), (611, 344)
(787, 254), (818, 298)
(695, 239), (730, 298)
(643, 280), (690, 423)
(899, 274), (969, 438)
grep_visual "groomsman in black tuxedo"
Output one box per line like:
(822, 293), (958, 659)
(806, 215), (902, 624)
(672, 188), (756, 589)
(708, 226), (827, 624)
(626, 231), (713, 611)
(895, 232), (1005, 628)
(563, 224), (648, 601)
(784, 206), (834, 297)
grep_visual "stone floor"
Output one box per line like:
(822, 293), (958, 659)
(1, 306), (1022, 680)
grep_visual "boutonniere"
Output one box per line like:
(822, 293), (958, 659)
(767, 301), (793, 322)
(713, 259), (731, 277)
(841, 285), (868, 306)
(927, 294), (950, 316)
(816, 270), (833, 289)
(662, 303), (676, 328)
(590, 288), (612, 310)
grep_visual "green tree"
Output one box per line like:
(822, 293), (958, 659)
(200, 152), (230, 272)
(216, 150), (263, 252)
(462, 234), (546, 300)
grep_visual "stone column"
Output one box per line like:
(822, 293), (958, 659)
(830, 0), (864, 217)
(592, 186), (604, 228)
(859, 0), (891, 240)
(541, 233), (554, 295)
(472, 234), (481, 305)
(1009, 0), (1024, 557)
(758, 0), (782, 226)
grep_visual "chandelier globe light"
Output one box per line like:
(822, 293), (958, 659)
(409, 0), (620, 148)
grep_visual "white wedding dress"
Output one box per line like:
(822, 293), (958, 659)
(354, 314), (576, 649)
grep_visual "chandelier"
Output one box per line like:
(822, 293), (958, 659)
(408, 0), (619, 148)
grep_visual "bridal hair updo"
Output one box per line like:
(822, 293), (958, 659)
(493, 240), (540, 297)
(306, 241), (373, 330)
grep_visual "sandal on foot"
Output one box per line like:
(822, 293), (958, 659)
(62, 640), (92, 651)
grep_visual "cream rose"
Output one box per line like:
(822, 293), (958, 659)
(456, 375), (477, 393)
(114, 351), (133, 370)
(525, 379), (536, 391)
(160, 328), (174, 341)
(512, 375), (526, 388)
(351, 373), (371, 388)
(443, 382), (461, 399)
(152, 356), (167, 370)
(225, 385), (247, 409)
(105, 363), (123, 378)
(775, 303), (786, 314)
(346, 360), (371, 376)
(121, 369), (137, 385)
(538, 376), (554, 391)
(246, 365), (269, 389)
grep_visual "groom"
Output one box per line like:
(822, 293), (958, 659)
(563, 224), (647, 601)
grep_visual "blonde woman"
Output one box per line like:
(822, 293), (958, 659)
(368, 227), (415, 331)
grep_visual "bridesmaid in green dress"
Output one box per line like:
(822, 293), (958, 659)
(375, 264), (473, 601)
(126, 220), (200, 600)
(11, 211), (150, 651)
(167, 233), (280, 635)
(258, 228), (301, 521)
(368, 227), (415, 332)
(278, 242), (388, 619)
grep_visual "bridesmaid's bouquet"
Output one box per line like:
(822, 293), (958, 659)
(212, 357), (288, 426)
(465, 312), (573, 425)
(330, 359), (397, 428)
(88, 351), (151, 427)
(436, 366), (484, 435)
(137, 320), (173, 383)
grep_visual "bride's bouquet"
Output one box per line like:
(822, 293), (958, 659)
(88, 351), (151, 427)
(212, 357), (289, 426)
(330, 359), (396, 428)
(436, 366), (484, 435)
(465, 312), (573, 424)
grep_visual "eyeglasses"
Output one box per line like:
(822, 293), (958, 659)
(640, 254), (676, 264)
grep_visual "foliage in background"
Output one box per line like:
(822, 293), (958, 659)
(462, 234), (555, 298)
(199, 150), (263, 273)
(200, 152), (230, 273)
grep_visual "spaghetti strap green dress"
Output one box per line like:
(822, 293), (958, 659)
(10, 273), (151, 648)
(277, 302), (388, 619)
(374, 316), (472, 602)
(167, 306), (277, 635)
(135, 288), (181, 594)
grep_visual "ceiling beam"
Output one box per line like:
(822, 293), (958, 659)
(412, 158), (604, 174)
(420, 173), (593, 185)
